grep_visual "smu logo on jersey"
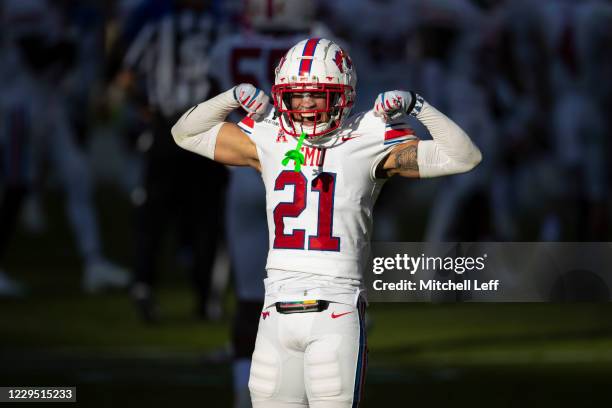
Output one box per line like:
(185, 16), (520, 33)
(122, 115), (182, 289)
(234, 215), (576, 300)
(276, 129), (288, 143)
(300, 146), (326, 166)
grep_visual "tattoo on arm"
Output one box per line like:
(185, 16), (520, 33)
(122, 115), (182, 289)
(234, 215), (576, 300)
(394, 144), (418, 171)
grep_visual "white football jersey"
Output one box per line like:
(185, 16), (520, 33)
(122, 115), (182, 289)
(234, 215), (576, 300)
(238, 106), (416, 282)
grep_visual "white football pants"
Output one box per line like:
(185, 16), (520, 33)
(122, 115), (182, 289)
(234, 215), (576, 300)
(249, 299), (367, 408)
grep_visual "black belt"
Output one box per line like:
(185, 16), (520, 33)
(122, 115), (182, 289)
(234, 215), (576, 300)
(275, 300), (329, 314)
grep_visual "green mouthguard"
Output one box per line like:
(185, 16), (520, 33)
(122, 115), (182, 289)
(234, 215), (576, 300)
(282, 131), (307, 172)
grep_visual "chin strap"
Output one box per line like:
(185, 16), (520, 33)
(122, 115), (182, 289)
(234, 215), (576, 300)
(282, 132), (307, 172)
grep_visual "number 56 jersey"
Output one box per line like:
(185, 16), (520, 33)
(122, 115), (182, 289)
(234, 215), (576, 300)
(238, 107), (415, 281)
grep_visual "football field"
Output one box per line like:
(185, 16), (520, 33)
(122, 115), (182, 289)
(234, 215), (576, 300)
(2, 190), (612, 407)
(2, 291), (612, 407)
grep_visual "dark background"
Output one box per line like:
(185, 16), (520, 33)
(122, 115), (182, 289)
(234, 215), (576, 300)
(2, 0), (612, 406)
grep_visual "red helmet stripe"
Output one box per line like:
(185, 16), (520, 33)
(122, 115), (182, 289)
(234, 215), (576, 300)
(298, 38), (320, 77)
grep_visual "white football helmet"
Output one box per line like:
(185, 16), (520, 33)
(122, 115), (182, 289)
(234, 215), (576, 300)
(272, 38), (357, 138)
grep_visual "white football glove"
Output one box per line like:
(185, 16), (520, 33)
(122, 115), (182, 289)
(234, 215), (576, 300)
(233, 83), (270, 119)
(373, 90), (422, 121)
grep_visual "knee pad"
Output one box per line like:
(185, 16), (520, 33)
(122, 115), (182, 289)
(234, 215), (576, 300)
(249, 339), (280, 399)
(305, 336), (343, 399)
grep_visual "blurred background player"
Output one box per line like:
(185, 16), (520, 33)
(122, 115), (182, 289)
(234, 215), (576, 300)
(111, 0), (229, 322)
(207, 1), (331, 406)
(549, 0), (612, 240)
(0, 0), (129, 296)
(0, 37), (30, 297)
(409, 0), (504, 241)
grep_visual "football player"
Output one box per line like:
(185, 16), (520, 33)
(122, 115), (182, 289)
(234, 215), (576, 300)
(0, 0), (129, 294)
(172, 38), (481, 407)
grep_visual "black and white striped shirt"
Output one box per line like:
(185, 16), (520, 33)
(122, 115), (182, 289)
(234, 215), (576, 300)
(123, 7), (218, 118)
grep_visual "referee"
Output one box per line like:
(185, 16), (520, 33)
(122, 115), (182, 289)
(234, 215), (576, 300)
(111, 0), (228, 322)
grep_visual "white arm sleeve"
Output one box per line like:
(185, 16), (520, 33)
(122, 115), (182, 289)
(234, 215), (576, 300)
(415, 100), (482, 178)
(171, 87), (239, 159)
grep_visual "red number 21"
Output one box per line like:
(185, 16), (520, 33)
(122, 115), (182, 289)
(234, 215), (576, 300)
(273, 171), (340, 251)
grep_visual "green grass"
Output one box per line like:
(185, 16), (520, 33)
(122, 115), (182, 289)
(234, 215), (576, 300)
(369, 303), (612, 366)
(3, 188), (612, 406)
(3, 296), (612, 407)
(0, 288), (228, 351)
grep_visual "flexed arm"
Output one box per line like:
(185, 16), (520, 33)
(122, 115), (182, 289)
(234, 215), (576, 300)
(374, 91), (482, 178)
(171, 84), (269, 169)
